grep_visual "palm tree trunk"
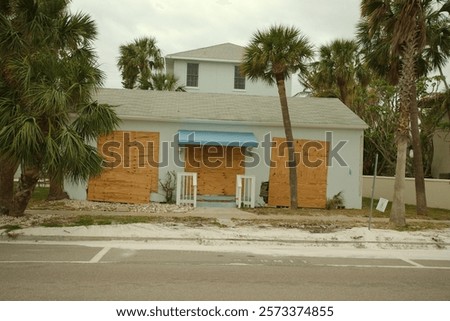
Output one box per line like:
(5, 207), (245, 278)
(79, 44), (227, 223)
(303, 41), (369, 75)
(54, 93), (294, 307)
(275, 74), (298, 209)
(391, 136), (407, 226)
(0, 159), (19, 215)
(390, 33), (419, 227)
(47, 176), (69, 201)
(10, 166), (40, 217)
(409, 80), (427, 215)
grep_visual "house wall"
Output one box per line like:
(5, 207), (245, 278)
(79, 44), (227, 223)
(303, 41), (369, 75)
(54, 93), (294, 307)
(432, 128), (450, 178)
(64, 119), (364, 209)
(172, 60), (291, 97)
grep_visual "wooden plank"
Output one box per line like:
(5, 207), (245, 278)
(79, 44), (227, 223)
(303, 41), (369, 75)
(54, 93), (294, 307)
(185, 145), (244, 195)
(87, 130), (160, 204)
(268, 137), (329, 208)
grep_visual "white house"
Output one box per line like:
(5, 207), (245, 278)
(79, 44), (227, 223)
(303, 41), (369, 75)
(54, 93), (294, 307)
(65, 89), (367, 209)
(165, 43), (292, 96)
(432, 113), (450, 179)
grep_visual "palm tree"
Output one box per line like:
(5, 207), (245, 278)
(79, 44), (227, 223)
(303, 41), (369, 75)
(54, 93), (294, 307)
(358, 0), (427, 225)
(359, 0), (450, 222)
(241, 25), (314, 209)
(151, 72), (186, 91)
(423, 0), (450, 120)
(117, 37), (164, 89)
(0, 0), (119, 216)
(300, 39), (370, 113)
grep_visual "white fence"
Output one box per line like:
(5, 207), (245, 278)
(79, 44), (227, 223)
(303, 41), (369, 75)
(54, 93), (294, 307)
(176, 172), (197, 207)
(235, 175), (256, 208)
(362, 176), (450, 210)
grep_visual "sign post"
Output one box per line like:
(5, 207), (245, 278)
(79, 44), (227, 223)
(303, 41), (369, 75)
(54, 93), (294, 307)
(369, 154), (378, 230)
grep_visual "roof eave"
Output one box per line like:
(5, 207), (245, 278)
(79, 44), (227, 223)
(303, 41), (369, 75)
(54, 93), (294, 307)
(118, 115), (368, 130)
(165, 56), (242, 64)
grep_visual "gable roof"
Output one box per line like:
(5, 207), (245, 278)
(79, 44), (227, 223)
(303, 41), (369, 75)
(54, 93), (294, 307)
(165, 43), (244, 63)
(94, 88), (367, 130)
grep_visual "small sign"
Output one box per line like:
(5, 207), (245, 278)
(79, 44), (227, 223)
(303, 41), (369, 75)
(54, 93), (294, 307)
(376, 198), (389, 212)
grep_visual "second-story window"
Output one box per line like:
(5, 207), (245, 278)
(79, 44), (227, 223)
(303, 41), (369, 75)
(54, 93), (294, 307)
(234, 66), (245, 90)
(186, 63), (199, 87)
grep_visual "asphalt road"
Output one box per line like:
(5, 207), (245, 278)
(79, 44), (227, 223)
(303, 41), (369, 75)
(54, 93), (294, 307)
(0, 242), (450, 300)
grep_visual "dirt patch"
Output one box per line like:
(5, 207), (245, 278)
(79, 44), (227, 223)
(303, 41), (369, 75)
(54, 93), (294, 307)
(29, 199), (192, 213)
(233, 217), (450, 233)
(2, 199), (450, 233)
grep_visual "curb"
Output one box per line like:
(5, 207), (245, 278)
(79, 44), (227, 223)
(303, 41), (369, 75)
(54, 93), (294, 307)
(1, 234), (448, 249)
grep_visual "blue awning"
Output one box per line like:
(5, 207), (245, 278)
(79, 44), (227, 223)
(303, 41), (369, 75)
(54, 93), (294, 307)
(177, 130), (258, 147)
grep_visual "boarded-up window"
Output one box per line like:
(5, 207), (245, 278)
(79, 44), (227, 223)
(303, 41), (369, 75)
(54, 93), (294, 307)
(268, 138), (329, 208)
(185, 145), (245, 195)
(87, 131), (160, 204)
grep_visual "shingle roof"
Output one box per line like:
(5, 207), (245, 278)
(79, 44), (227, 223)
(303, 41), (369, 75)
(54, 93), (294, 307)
(165, 43), (244, 62)
(94, 88), (367, 130)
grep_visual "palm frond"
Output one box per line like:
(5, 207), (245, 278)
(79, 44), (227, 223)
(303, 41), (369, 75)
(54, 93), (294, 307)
(72, 102), (120, 141)
(0, 116), (44, 166)
(241, 25), (313, 85)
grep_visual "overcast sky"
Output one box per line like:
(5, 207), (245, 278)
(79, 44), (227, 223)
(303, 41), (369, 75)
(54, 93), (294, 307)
(67, 0), (365, 90)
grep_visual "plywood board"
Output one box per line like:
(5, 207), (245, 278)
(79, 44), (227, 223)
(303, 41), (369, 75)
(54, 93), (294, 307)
(88, 131), (160, 204)
(268, 137), (329, 208)
(185, 145), (245, 195)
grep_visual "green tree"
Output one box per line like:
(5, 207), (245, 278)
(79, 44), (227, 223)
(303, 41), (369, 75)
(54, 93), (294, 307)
(423, 0), (450, 92)
(359, 0), (428, 226)
(299, 39), (370, 113)
(358, 0), (450, 222)
(151, 72), (186, 91)
(117, 37), (164, 89)
(241, 25), (313, 209)
(0, 0), (119, 216)
(417, 77), (450, 177)
(361, 79), (400, 176)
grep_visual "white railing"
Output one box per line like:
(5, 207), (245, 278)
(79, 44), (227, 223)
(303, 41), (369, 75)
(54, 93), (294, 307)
(176, 172), (197, 207)
(236, 175), (256, 208)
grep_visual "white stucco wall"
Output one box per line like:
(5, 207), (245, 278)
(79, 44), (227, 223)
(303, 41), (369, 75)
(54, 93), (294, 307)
(172, 60), (292, 97)
(64, 119), (364, 209)
(432, 128), (450, 178)
(362, 176), (450, 210)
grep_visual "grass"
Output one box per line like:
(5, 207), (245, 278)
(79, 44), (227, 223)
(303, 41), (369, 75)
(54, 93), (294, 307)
(40, 215), (223, 228)
(0, 224), (22, 233)
(31, 186), (49, 201)
(242, 197), (450, 232)
(247, 197), (450, 221)
(360, 197), (450, 220)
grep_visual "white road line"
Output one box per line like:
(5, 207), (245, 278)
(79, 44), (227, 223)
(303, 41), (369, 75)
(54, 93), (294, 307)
(401, 258), (425, 268)
(89, 247), (111, 263)
(313, 263), (450, 270)
(0, 261), (90, 264)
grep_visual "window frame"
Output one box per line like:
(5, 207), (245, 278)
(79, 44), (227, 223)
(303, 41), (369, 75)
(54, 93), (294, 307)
(186, 63), (199, 87)
(234, 65), (246, 90)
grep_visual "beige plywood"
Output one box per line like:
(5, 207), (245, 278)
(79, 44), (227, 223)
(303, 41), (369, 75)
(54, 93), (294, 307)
(268, 137), (329, 208)
(88, 131), (160, 204)
(185, 145), (245, 195)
